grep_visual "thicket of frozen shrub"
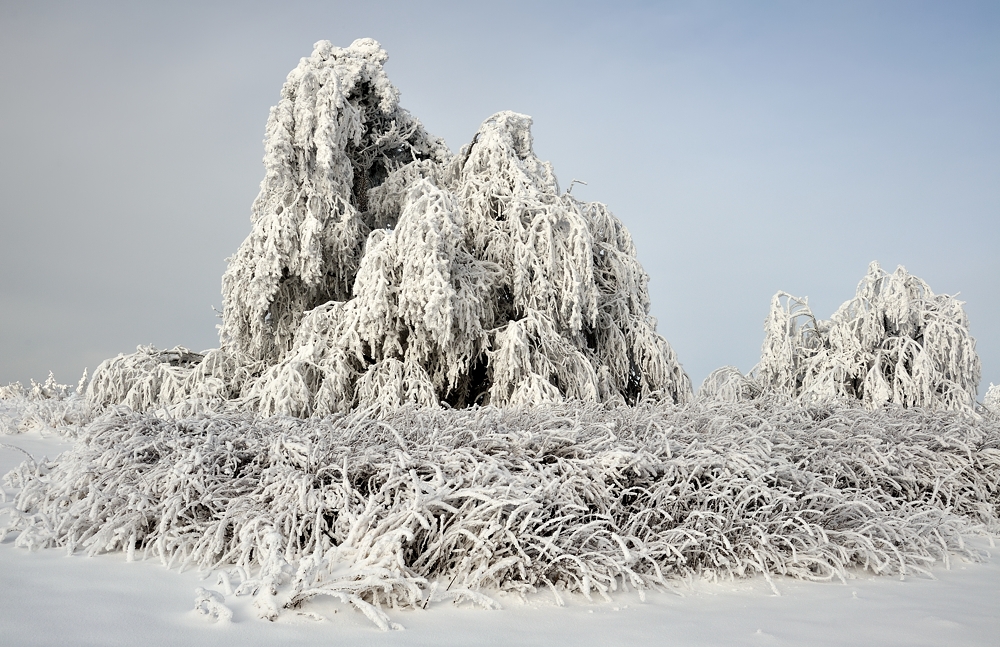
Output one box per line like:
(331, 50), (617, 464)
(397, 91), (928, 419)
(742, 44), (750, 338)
(4, 401), (999, 628)
(704, 262), (982, 411)
(0, 372), (93, 435)
(84, 38), (691, 417)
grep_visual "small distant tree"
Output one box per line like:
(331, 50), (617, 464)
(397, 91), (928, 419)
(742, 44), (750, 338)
(696, 365), (762, 402)
(88, 39), (692, 415)
(984, 383), (1000, 417)
(751, 262), (981, 411)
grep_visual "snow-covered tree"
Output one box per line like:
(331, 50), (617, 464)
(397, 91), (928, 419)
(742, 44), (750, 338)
(220, 38), (450, 366)
(87, 39), (691, 415)
(985, 383), (1000, 417)
(749, 262), (981, 410)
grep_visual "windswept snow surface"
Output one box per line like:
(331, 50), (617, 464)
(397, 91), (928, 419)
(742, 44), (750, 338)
(2, 431), (998, 646)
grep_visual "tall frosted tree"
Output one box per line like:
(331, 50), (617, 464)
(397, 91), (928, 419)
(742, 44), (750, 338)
(220, 38), (450, 365)
(88, 39), (691, 415)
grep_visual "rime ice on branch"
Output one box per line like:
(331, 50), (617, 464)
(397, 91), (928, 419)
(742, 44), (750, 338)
(88, 38), (692, 414)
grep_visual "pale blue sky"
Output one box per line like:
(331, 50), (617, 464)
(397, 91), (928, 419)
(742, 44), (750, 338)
(1, 0), (997, 395)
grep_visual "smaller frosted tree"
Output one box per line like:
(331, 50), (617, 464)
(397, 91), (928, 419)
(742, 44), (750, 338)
(750, 262), (981, 411)
(985, 383), (1000, 417)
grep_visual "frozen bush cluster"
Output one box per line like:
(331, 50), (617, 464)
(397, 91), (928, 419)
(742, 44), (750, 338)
(4, 400), (999, 627)
(85, 38), (691, 416)
(0, 372), (93, 435)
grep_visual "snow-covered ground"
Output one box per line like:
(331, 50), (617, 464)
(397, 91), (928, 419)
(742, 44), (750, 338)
(2, 431), (999, 647)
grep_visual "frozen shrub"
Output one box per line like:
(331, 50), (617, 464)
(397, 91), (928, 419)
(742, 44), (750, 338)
(87, 346), (236, 416)
(0, 371), (93, 435)
(697, 366), (762, 402)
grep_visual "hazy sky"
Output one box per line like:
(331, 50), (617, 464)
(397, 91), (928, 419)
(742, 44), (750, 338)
(1, 0), (997, 396)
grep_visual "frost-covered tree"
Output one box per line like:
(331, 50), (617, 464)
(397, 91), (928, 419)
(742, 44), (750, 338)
(87, 39), (691, 415)
(747, 262), (981, 410)
(985, 383), (1000, 417)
